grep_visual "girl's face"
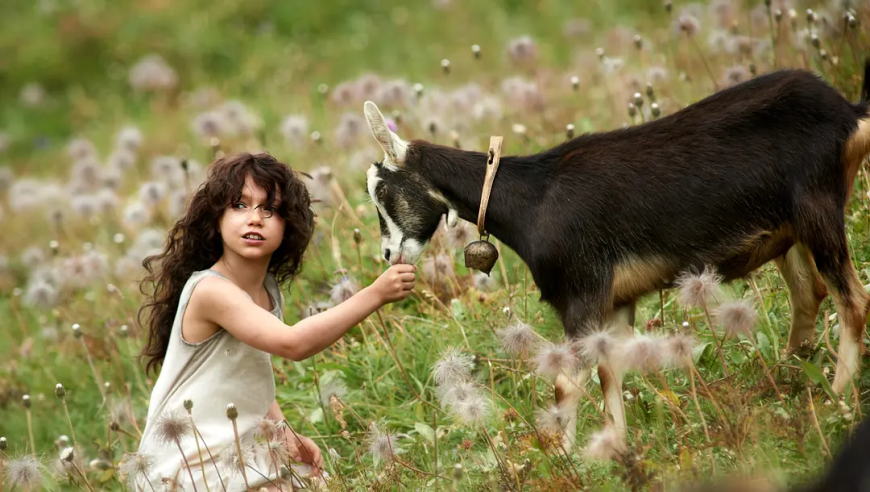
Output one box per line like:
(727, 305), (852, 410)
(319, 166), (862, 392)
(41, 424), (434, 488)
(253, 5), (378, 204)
(218, 175), (285, 262)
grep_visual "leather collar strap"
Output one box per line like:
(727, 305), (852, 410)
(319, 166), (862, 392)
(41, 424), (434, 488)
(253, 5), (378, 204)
(476, 136), (504, 238)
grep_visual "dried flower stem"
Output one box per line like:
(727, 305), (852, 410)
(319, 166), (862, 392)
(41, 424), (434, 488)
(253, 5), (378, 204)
(702, 304), (730, 376)
(71, 458), (97, 492)
(687, 367), (711, 440)
(173, 438), (199, 492)
(230, 419), (250, 490)
(742, 334), (788, 407)
(184, 410), (210, 492)
(807, 386), (831, 457)
(25, 408), (35, 456)
(78, 336), (107, 402)
(60, 398), (89, 478)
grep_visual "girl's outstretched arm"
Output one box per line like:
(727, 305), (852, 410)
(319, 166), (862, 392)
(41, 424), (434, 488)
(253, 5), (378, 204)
(192, 263), (416, 361)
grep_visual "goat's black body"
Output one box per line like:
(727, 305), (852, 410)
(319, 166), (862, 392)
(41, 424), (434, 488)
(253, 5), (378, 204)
(410, 67), (870, 337)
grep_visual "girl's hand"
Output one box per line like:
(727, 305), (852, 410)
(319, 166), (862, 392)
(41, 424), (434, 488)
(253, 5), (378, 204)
(371, 264), (416, 303)
(284, 431), (325, 476)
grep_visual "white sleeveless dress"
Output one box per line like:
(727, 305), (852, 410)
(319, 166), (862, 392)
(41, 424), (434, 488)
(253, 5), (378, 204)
(135, 269), (284, 491)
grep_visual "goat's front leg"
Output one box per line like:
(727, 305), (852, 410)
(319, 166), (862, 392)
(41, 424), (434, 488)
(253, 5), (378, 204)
(554, 284), (619, 450)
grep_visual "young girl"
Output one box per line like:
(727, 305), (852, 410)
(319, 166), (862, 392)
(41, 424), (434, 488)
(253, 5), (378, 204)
(133, 152), (416, 491)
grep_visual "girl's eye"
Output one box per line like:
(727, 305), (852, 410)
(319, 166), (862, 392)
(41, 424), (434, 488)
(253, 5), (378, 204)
(233, 202), (246, 209)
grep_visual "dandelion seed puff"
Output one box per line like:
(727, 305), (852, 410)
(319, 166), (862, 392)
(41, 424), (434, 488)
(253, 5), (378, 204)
(614, 334), (668, 375)
(138, 181), (167, 207)
(506, 35), (538, 64)
(330, 276), (360, 304)
(584, 426), (626, 461)
(71, 194), (101, 218)
(122, 200), (152, 230)
(119, 452), (156, 486)
(192, 110), (227, 140)
(129, 54), (178, 92)
(150, 156), (186, 189)
(473, 270), (498, 292)
(335, 112), (365, 149)
(116, 126), (143, 152)
(330, 80), (359, 105)
(535, 405), (573, 434)
(101, 163), (125, 190)
(716, 299), (757, 338)
(663, 333), (696, 368)
(254, 418), (281, 440)
(495, 321), (538, 355)
(67, 137), (97, 161)
(20, 82), (45, 108)
(318, 377), (347, 406)
(4, 455), (43, 490)
(577, 330), (617, 364)
(533, 342), (579, 379)
(218, 439), (256, 478)
(23, 279), (59, 310)
(94, 188), (121, 215)
(107, 147), (137, 172)
(421, 254), (451, 280)
(220, 100), (260, 137)
(435, 379), (479, 409)
(452, 393), (490, 425)
(280, 115), (309, 147)
(720, 66), (751, 88)
(20, 246), (45, 269)
(366, 423), (397, 464)
(432, 347), (474, 386)
(152, 409), (192, 446)
(675, 13), (701, 37)
(70, 157), (102, 187)
(675, 265), (722, 308)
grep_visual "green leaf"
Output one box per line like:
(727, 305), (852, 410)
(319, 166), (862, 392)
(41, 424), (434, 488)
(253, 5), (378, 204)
(799, 360), (836, 400)
(309, 407), (324, 424)
(692, 341), (712, 364)
(415, 422), (435, 444)
(757, 331), (772, 360)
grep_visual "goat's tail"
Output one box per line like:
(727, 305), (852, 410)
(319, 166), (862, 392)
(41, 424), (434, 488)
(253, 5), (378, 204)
(789, 412), (870, 492)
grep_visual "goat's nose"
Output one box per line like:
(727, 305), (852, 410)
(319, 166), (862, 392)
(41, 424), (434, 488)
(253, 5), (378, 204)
(384, 249), (391, 262)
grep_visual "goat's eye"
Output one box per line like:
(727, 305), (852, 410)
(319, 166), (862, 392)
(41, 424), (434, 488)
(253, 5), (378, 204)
(376, 187), (387, 201)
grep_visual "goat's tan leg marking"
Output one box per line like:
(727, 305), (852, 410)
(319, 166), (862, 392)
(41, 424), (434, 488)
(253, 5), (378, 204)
(775, 243), (828, 356)
(553, 368), (590, 450)
(598, 363), (626, 437)
(829, 264), (870, 394)
(844, 117), (870, 197)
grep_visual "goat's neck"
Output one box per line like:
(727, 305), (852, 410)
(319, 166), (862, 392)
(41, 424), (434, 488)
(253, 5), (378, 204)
(411, 140), (542, 257)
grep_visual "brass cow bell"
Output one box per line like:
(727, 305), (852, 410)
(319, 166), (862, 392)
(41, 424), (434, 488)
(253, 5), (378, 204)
(464, 235), (498, 275)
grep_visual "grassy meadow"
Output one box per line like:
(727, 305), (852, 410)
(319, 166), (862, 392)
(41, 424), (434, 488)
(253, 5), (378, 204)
(1, 0), (870, 490)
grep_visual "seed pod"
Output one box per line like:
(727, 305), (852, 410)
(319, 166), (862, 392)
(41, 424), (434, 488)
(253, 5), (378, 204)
(55, 383), (66, 399)
(651, 103), (661, 118)
(226, 403), (238, 420)
(471, 44), (481, 59)
(184, 399), (193, 411)
(22, 394), (31, 409)
(633, 92), (644, 108)
(628, 102), (637, 118)
(441, 59), (451, 74)
(566, 124), (575, 139)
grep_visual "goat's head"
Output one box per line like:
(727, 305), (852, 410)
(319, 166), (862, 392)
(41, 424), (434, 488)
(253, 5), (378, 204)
(363, 101), (459, 265)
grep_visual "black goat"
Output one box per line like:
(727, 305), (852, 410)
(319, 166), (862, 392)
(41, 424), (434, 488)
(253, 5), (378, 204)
(362, 63), (870, 446)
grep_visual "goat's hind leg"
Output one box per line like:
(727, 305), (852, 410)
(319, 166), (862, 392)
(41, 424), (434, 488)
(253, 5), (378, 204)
(775, 243), (828, 357)
(798, 204), (870, 394)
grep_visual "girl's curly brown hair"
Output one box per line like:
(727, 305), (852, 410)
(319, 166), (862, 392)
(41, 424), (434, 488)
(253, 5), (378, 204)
(136, 152), (315, 377)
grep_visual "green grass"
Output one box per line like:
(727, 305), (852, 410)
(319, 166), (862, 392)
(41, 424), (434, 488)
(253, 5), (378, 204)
(1, 0), (870, 490)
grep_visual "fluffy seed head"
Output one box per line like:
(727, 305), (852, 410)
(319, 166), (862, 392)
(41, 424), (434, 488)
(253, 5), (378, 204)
(367, 423), (398, 463)
(535, 405), (573, 435)
(4, 455), (43, 490)
(432, 347), (474, 386)
(153, 409), (192, 445)
(577, 330), (617, 364)
(217, 440), (255, 478)
(119, 452), (156, 484)
(435, 379), (479, 410)
(675, 265), (723, 308)
(318, 377), (347, 406)
(533, 342), (580, 379)
(495, 321), (538, 355)
(716, 300), (757, 338)
(329, 276), (360, 304)
(614, 335), (668, 375)
(584, 426), (626, 461)
(663, 333), (696, 368)
(254, 418), (281, 440)
(452, 393), (490, 425)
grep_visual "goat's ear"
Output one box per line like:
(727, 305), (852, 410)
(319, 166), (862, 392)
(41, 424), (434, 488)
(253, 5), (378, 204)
(447, 208), (458, 228)
(364, 100), (407, 166)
